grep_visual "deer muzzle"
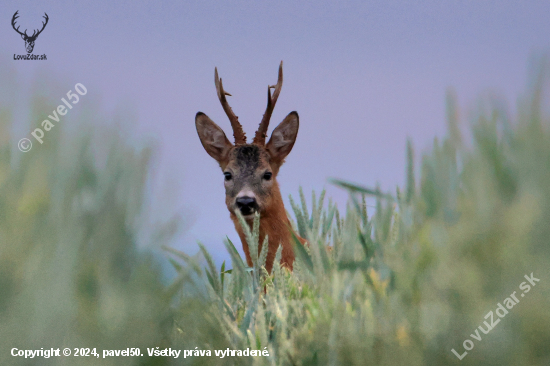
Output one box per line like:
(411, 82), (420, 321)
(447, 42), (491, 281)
(236, 196), (258, 216)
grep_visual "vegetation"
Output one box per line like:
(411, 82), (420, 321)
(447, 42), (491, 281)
(1, 60), (549, 365)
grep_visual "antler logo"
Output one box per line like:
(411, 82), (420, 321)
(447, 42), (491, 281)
(11, 11), (49, 54)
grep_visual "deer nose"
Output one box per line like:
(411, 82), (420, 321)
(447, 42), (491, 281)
(236, 196), (258, 215)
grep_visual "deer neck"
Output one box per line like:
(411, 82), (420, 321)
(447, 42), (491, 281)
(230, 179), (295, 272)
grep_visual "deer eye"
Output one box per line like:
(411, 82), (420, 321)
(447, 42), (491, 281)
(224, 172), (232, 181)
(263, 172), (272, 180)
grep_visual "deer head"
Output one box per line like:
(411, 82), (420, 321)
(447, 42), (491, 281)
(12, 11), (49, 54)
(196, 62), (304, 271)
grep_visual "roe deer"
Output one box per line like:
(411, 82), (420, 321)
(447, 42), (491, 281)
(195, 61), (306, 273)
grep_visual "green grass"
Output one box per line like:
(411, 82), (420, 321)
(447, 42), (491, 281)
(1, 60), (550, 365)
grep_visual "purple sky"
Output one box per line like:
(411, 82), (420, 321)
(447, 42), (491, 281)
(2, 0), (550, 262)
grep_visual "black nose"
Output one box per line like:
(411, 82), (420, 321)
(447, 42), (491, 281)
(236, 196), (258, 215)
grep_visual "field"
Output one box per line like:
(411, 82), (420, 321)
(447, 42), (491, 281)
(1, 60), (549, 365)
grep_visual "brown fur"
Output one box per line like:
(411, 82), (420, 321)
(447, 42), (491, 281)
(230, 179), (305, 273)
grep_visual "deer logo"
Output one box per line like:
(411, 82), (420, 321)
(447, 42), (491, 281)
(12, 11), (49, 54)
(196, 62), (306, 272)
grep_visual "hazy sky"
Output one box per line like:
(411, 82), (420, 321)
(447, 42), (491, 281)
(2, 0), (549, 263)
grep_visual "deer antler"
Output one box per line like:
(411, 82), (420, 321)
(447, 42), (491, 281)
(215, 68), (247, 145)
(11, 11), (26, 37)
(31, 13), (49, 39)
(253, 61), (283, 146)
(11, 11), (49, 40)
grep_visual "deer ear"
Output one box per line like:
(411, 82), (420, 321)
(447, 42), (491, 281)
(195, 112), (233, 164)
(21, 34), (25, 40)
(266, 111), (299, 165)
